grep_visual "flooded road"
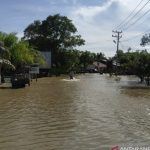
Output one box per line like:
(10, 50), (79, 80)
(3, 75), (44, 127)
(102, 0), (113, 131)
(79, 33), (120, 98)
(0, 74), (150, 150)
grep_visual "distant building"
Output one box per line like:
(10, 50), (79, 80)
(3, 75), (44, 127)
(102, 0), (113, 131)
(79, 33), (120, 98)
(86, 64), (96, 72)
(112, 60), (120, 67)
(86, 61), (107, 73)
(93, 62), (107, 70)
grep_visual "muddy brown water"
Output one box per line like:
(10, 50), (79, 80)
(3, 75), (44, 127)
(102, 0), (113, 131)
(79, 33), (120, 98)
(0, 74), (150, 150)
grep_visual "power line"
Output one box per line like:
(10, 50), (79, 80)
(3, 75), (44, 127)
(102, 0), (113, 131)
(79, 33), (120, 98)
(120, 0), (150, 30)
(120, 41), (135, 50)
(121, 28), (150, 42)
(114, 0), (144, 30)
(133, 15), (150, 28)
(87, 40), (112, 44)
(123, 7), (150, 31)
(122, 34), (142, 42)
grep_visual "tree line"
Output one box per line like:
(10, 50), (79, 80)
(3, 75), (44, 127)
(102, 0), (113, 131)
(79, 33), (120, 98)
(0, 32), (44, 72)
(107, 48), (150, 86)
(1, 13), (150, 86)
(0, 14), (106, 76)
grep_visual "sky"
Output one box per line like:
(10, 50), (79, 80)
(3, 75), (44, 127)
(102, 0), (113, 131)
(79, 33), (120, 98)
(1, 0), (150, 57)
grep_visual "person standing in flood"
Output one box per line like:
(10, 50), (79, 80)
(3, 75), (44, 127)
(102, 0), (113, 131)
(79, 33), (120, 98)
(69, 70), (74, 79)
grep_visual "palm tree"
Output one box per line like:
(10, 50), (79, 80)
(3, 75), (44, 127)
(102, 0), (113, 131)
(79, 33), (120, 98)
(0, 41), (15, 84)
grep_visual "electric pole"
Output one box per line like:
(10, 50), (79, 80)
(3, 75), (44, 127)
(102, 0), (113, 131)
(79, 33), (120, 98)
(112, 30), (122, 75)
(112, 30), (122, 56)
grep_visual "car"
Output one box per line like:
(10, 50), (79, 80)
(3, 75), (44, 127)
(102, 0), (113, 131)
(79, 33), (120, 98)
(11, 74), (30, 88)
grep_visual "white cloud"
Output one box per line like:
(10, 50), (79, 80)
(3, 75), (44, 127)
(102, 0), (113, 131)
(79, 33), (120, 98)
(2, 0), (150, 57)
(68, 0), (117, 56)
(73, 0), (113, 19)
(68, 0), (150, 56)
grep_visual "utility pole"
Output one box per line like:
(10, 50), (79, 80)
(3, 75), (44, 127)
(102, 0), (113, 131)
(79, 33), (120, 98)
(112, 30), (122, 75)
(112, 30), (122, 56)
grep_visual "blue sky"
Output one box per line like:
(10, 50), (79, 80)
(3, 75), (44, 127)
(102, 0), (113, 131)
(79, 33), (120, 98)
(1, 0), (150, 56)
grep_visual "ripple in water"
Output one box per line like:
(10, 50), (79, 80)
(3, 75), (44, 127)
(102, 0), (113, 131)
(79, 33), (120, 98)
(0, 74), (150, 150)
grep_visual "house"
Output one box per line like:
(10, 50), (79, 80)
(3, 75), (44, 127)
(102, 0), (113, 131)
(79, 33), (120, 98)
(86, 64), (97, 72)
(86, 61), (107, 73)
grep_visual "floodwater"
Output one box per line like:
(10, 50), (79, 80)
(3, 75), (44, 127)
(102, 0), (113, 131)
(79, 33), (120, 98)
(0, 74), (150, 150)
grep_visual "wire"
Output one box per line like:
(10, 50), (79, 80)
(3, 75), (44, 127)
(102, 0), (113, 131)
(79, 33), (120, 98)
(87, 40), (112, 44)
(122, 34), (142, 42)
(114, 0), (145, 30)
(123, 8), (150, 31)
(119, 0), (150, 30)
(120, 41), (135, 50)
(120, 40), (141, 50)
(121, 28), (150, 42)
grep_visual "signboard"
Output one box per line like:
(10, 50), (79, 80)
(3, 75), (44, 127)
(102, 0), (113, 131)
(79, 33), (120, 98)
(40, 51), (51, 69)
(29, 66), (39, 74)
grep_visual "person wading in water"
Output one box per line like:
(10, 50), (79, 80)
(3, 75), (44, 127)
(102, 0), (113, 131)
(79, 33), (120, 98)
(69, 70), (74, 79)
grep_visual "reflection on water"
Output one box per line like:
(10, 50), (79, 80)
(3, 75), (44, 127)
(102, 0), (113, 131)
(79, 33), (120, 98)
(0, 74), (150, 150)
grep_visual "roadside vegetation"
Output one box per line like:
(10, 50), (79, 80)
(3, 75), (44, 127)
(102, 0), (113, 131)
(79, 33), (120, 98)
(1, 14), (150, 86)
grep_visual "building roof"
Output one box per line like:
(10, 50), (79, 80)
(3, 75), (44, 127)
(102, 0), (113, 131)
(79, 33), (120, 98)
(93, 61), (107, 68)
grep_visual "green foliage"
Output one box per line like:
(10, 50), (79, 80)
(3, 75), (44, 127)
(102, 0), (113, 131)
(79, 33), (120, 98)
(10, 41), (45, 68)
(63, 49), (80, 70)
(140, 34), (150, 46)
(23, 14), (108, 73)
(48, 49), (106, 74)
(0, 32), (18, 48)
(23, 14), (85, 65)
(116, 50), (150, 84)
(0, 31), (45, 70)
(96, 52), (106, 62)
(30, 49), (45, 65)
(0, 41), (10, 60)
(106, 58), (114, 76)
(10, 41), (34, 66)
(4, 33), (18, 48)
(80, 51), (96, 68)
(0, 32), (7, 42)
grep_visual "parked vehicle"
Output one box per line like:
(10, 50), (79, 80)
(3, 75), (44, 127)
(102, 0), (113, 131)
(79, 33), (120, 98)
(11, 74), (30, 88)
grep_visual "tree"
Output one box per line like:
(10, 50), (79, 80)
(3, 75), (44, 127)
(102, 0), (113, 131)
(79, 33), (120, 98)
(63, 49), (80, 71)
(23, 14), (85, 66)
(4, 32), (18, 48)
(140, 34), (150, 46)
(10, 40), (44, 69)
(114, 49), (150, 85)
(80, 51), (96, 68)
(0, 32), (18, 48)
(139, 34), (150, 85)
(0, 32), (44, 79)
(0, 41), (15, 83)
(96, 52), (106, 62)
(106, 57), (114, 76)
